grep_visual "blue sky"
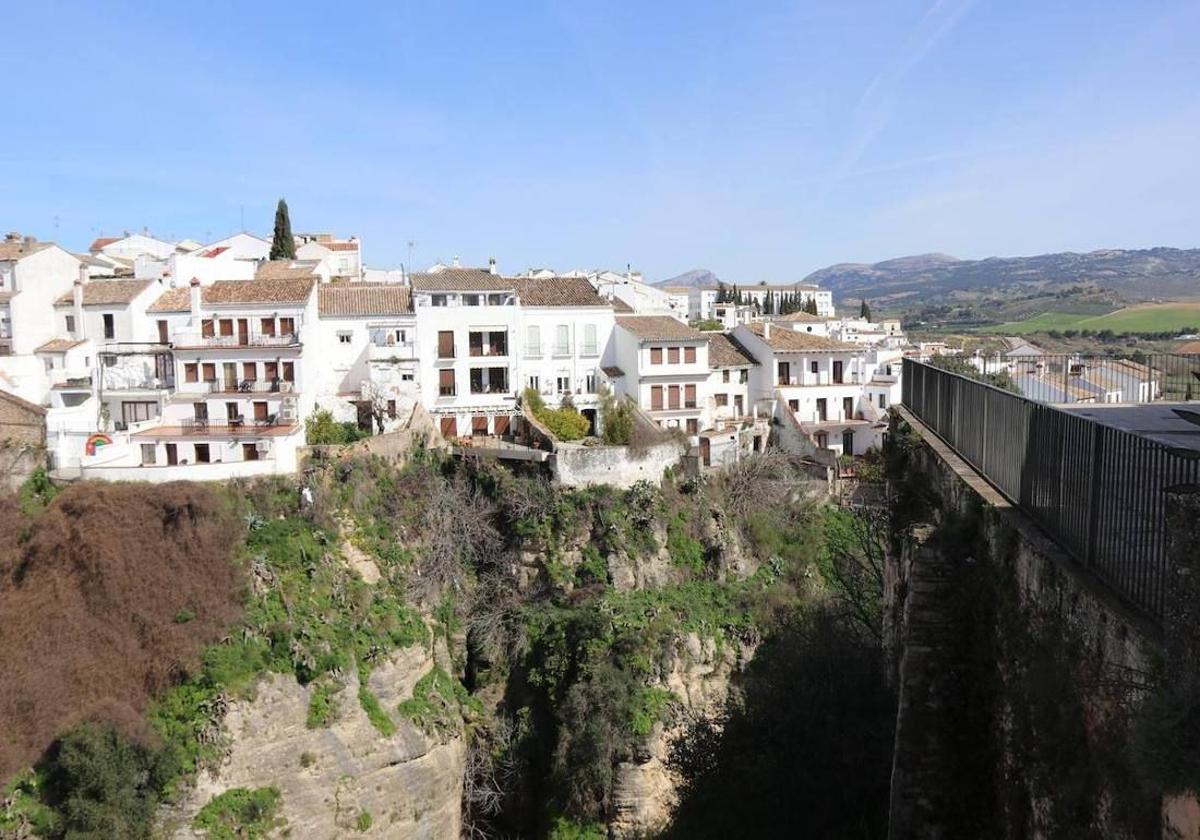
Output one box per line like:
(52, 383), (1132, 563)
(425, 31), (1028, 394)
(2, 1), (1198, 281)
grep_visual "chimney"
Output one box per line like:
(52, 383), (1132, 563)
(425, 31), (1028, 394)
(488, 257), (497, 275)
(73, 270), (86, 339)
(763, 322), (771, 340)
(23, 235), (36, 248)
(452, 255), (461, 268)
(189, 277), (202, 327)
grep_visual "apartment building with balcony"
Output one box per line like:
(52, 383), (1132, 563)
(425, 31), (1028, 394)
(513, 276), (614, 430)
(410, 269), (520, 438)
(316, 284), (418, 431)
(734, 321), (897, 456)
(612, 316), (710, 438)
(0, 234), (82, 403)
(73, 277), (317, 479)
(699, 332), (768, 467)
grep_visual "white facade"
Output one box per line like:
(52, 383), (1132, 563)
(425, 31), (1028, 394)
(297, 239), (362, 280)
(612, 317), (711, 439)
(90, 233), (177, 261)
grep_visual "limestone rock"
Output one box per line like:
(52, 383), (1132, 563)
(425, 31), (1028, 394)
(163, 646), (464, 840)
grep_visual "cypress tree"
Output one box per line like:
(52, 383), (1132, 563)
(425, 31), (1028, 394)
(860, 298), (871, 320)
(805, 296), (818, 316)
(269, 198), (296, 260)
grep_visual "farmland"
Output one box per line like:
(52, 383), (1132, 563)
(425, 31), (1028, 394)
(982, 302), (1200, 335)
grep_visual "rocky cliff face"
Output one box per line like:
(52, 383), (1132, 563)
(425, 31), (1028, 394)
(609, 633), (752, 839)
(163, 644), (464, 840)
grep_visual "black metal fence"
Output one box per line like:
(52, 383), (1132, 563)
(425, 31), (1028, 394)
(972, 352), (1200, 405)
(903, 358), (1200, 623)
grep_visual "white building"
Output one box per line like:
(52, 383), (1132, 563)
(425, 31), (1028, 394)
(296, 234), (362, 280)
(734, 321), (899, 456)
(0, 234), (83, 404)
(732, 283), (835, 317)
(89, 232), (177, 261)
(611, 316), (711, 439)
(592, 272), (688, 322)
(315, 284), (419, 431)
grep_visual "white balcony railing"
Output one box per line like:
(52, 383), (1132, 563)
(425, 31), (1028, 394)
(172, 330), (300, 348)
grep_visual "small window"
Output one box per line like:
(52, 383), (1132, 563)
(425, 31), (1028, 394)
(194, 443), (211, 463)
(528, 375), (540, 392)
(585, 373), (596, 393)
(337, 331), (353, 344)
(715, 393), (728, 407)
(668, 347), (680, 364)
(184, 362), (198, 383)
(100, 353), (117, 367)
(684, 346), (696, 364)
(810, 361), (819, 374)
(557, 375), (570, 393)
(462, 294), (480, 306)
(432, 294), (448, 307)
(722, 370), (730, 383)
(103, 313), (115, 339)
(65, 314), (76, 334)
(650, 347), (663, 365)
(879, 394), (887, 409)
(282, 362), (295, 382)
(387, 399), (397, 419)
(140, 444), (156, 465)
(401, 372), (414, 381)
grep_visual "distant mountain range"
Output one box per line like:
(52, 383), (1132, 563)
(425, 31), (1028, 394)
(657, 248), (1200, 306)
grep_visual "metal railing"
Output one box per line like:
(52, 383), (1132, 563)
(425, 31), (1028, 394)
(903, 358), (1200, 623)
(969, 352), (1200, 405)
(172, 331), (299, 348)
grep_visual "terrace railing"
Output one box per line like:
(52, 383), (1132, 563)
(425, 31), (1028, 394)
(902, 358), (1200, 623)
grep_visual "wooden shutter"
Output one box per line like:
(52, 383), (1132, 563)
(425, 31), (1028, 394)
(684, 346), (696, 363)
(440, 416), (457, 437)
(438, 330), (455, 358)
(282, 362), (294, 382)
(439, 369), (455, 395)
(184, 363), (198, 383)
(243, 362), (257, 381)
(202, 362), (216, 382)
(684, 384), (696, 407)
(650, 385), (663, 410)
(650, 347), (663, 365)
(668, 386), (680, 409)
(494, 415), (510, 436)
(668, 347), (680, 364)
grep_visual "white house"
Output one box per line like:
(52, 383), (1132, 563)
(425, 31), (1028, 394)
(611, 316), (710, 439)
(0, 234), (83, 404)
(89, 233), (177, 261)
(315, 284), (419, 431)
(296, 235), (362, 280)
(734, 322), (897, 456)
(592, 273), (688, 322)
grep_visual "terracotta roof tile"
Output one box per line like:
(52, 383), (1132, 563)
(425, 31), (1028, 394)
(745, 322), (855, 351)
(36, 338), (86, 353)
(0, 240), (53, 261)
(410, 270), (514, 292)
(615, 315), (704, 341)
(318, 285), (412, 316)
(708, 333), (757, 367)
(325, 241), (359, 252)
(147, 278), (316, 312)
(54, 279), (154, 306)
(88, 236), (120, 252)
(255, 259), (321, 280)
(513, 277), (606, 307)
(610, 297), (634, 313)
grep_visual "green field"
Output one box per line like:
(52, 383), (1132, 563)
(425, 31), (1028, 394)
(984, 303), (1200, 334)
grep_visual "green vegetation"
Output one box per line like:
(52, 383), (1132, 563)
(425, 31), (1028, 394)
(306, 681), (340, 729)
(598, 385), (633, 445)
(355, 809), (374, 831)
(18, 466), (59, 516)
(397, 666), (483, 733)
(980, 302), (1200, 335)
(525, 388), (591, 441)
(305, 408), (371, 445)
(358, 683), (396, 736)
(694, 318), (723, 331)
(193, 786), (282, 840)
(548, 817), (607, 840)
(269, 197), (295, 260)
(927, 353), (1018, 392)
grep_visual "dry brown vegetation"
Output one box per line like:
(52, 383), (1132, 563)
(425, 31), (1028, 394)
(0, 482), (244, 780)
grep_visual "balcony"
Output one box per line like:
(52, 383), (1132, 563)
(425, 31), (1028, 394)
(525, 343), (544, 359)
(207, 378), (296, 395)
(368, 342), (416, 362)
(175, 417), (295, 434)
(172, 330), (300, 349)
(468, 331), (509, 358)
(551, 343), (572, 359)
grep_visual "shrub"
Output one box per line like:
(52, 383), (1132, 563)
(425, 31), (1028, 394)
(525, 387), (590, 441)
(307, 681), (340, 729)
(358, 683), (396, 737)
(18, 467), (59, 515)
(598, 386), (633, 445)
(355, 809), (373, 831)
(305, 409), (370, 445)
(694, 319), (723, 331)
(193, 786), (282, 840)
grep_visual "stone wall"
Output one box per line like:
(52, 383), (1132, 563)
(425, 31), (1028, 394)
(552, 439), (685, 489)
(886, 409), (1161, 839)
(0, 389), (47, 491)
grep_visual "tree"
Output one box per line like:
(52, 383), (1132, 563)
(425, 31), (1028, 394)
(860, 299), (871, 321)
(763, 292), (774, 315)
(716, 281), (729, 303)
(804, 296), (818, 316)
(269, 198), (296, 260)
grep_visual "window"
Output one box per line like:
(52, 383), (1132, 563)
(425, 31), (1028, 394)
(401, 372), (415, 381)
(684, 384), (696, 408)
(432, 294), (448, 307)
(487, 293), (506, 306)
(194, 444), (211, 463)
(157, 320), (169, 343)
(140, 444), (156, 465)
(555, 325), (570, 356)
(585, 372), (596, 393)
(279, 317), (295, 336)
(668, 347), (680, 364)
(815, 432), (828, 449)
(42, 357), (53, 372)
(202, 362), (216, 382)
(788, 399), (799, 411)
(810, 361), (819, 374)
(100, 353), (116, 367)
(219, 319), (234, 337)
(243, 362), (257, 381)
(526, 325), (541, 356)
(243, 443), (260, 461)
(650, 347), (663, 365)
(879, 394), (887, 409)
(103, 313), (115, 339)
(225, 401), (240, 421)
(684, 346), (696, 364)
(253, 401), (269, 422)
(833, 360), (844, 384)
(777, 361), (790, 385)
(885, 364), (893, 376)
(556, 374), (571, 393)
(437, 330), (455, 359)
(337, 331), (352, 344)
(722, 370), (730, 383)
(438, 369), (456, 396)
(715, 393), (728, 407)
(260, 318), (276, 336)
(650, 385), (663, 410)
(65, 315), (76, 334)
(740, 370), (748, 384)
(122, 401), (157, 424)
(387, 400), (397, 419)
(264, 361), (278, 381)
(843, 397), (854, 419)
(528, 375), (540, 392)
(816, 398), (827, 421)
(184, 362), (198, 383)
(582, 324), (598, 355)
(668, 385), (680, 409)
(462, 294), (480, 306)
(201, 319), (215, 338)
(686, 418), (698, 435)
(282, 362), (295, 382)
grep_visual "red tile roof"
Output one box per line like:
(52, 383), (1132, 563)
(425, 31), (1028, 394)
(54, 279), (154, 306)
(615, 315), (704, 341)
(513, 277), (606, 307)
(325, 241), (360, 252)
(147, 278), (316, 312)
(88, 237), (120, 252)
(318, 284), (412, 316)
